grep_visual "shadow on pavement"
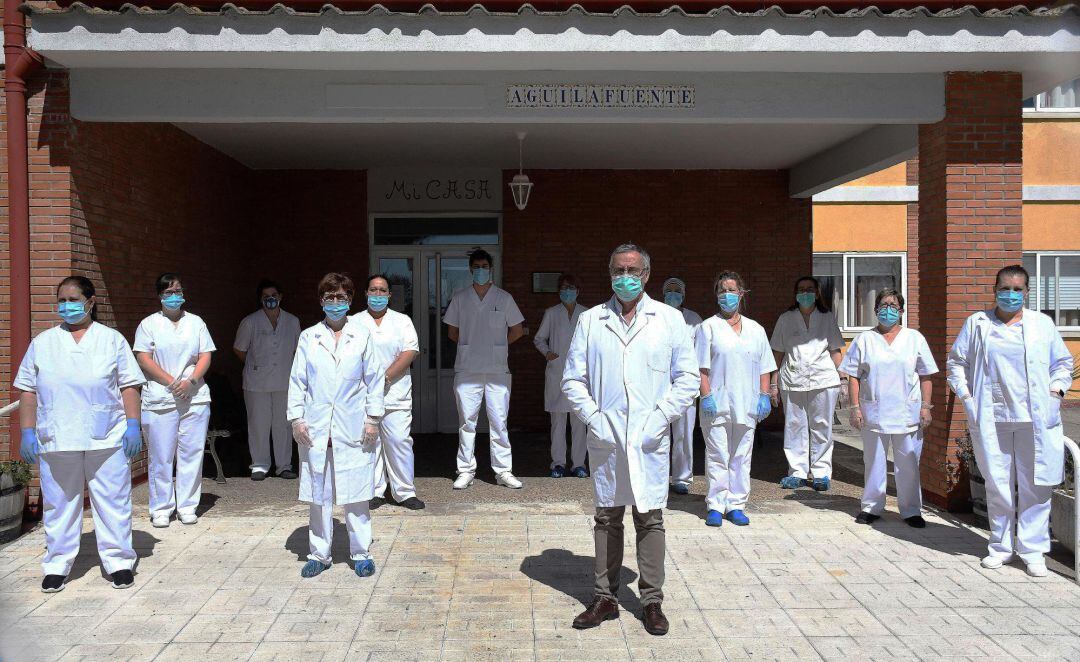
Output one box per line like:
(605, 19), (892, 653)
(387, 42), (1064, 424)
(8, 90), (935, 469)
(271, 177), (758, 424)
(520, 548), (641, 613)
(66, 529), (161, 583)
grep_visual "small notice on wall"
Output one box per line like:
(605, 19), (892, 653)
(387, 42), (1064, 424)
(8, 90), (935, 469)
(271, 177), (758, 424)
(507, 85), (695, 109)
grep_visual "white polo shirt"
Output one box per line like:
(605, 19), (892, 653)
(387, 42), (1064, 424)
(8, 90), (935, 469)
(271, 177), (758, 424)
(134, 311), (216, 411)
(770, 308), (844, 391)
(351, 309), (420, 410)
(696, 315), (777, 426)
(840, 327), (939, 434)
(443, 285), (524, 374)
(233, 309), (301, 393)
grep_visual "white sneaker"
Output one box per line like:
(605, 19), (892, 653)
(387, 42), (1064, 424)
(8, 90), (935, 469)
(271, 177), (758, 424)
(1025, 560), (1048, 577)
(178, 512), (198, 525)
(981, 554), (1015, 569)
(453, 472), (475, 490)
(497, 472), (523, 489)
(151, 515), (170, 528)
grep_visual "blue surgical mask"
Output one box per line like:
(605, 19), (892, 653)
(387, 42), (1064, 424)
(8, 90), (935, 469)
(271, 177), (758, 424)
(161, 294), (185, 311)
(996, 290), (1025, 313)
(559, 289), (577, 305)
(322, 302), (350, 321)
(795, 292), (817, 309)
(472, 267), (491, 286)
(368, 295), (389, 312)
(877, 307), (901, 328)
(664, 291), (684, 308)
(611, 275), (643, 303)
(57, 301), (88, 325)
(718, 292), (740, 314)
(262, 296), (279, 310)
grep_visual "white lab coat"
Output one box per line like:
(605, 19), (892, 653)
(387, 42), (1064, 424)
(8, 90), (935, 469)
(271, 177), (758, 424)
(534, 302), (585, 412)
(840, 328), (939, 434)
(562, 294), (699, 511)
(443, 285), (524, 374)
(133, 311), (216, 411)
(695, 315), (777, 428)
(287, 320), (386, 505)
(947, 309), (1073, 486)
(14, 323), (145, 452)
(233, 309), (301, 392)
(351, 309), (419, 410)
(770, 309), (844, 391)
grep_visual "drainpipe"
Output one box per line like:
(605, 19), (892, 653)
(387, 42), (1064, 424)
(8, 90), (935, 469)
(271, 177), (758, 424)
(4, 3), (44, 457)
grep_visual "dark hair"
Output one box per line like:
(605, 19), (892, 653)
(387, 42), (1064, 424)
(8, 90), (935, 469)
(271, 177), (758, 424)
(713, 270), (747, 313)
(155, 272), (181, 295)
(874, 288), (905, 311)
(788, 275), (830, 313)
(317, 272), (355, 299)
(557, 273), (577, 289)
(365, 274), (390, 290)
(995, 264), (1030, 289)
(256, 279), (281, 301)
(57, 275), (99, 321)
(468, 249), (494, 269)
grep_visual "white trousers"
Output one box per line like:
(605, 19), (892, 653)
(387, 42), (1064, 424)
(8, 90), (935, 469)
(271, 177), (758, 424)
(781, 387), (840, 479)
(670, 405), (697, 486)
(39, 448), (136, 576)
(861, 430), (924, 518)
(454, 372), (513, 475)
(975, 422), (1052, 563)
(375, 409), (416, 501)
(703, 419), (756, 513)
(244, 389), (293, 474)
(144, 403), (211, 518)
(308, 447), (372, 564)
(550, 411), (587, 469)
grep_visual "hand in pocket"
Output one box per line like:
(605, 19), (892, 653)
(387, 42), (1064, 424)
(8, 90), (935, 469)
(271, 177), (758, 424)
(640, 409), (669, 452)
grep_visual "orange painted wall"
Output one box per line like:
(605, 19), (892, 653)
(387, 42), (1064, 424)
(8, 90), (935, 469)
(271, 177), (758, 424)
(812, 204), (907, 252)
(841, 162), (908, 187)
(1023, 120), (1080, 185)
(1023, 203), (1080, 250)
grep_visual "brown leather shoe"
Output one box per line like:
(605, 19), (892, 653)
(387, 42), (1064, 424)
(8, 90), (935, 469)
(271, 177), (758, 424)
(572, 596), (619, 629)
(643, 603), (669, 636)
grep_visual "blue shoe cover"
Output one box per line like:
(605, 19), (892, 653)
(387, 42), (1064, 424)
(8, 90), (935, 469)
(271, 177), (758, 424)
(705, 510), (723, 527)
(551, 465), (566, 478)
(726, 510), (750, 526)
(355, 559), (376, 578)
(301, 559), (330, 578)
(571, 466), (588, 478)
(812, 477), (831, 492)
(780, 476), (807, 489)
(671, 483), (690, 495)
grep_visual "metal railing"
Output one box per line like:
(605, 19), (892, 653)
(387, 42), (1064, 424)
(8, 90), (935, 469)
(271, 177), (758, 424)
(1062, 436), (1080, 586)
(0, 401), (19, 418)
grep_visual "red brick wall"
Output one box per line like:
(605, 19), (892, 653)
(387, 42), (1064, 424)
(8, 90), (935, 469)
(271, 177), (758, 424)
(917, 71), (1023, 509)
(905, 158), (920, 329)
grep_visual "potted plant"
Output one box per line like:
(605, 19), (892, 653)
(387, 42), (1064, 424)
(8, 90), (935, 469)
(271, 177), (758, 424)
(0, 460), (33, 544)
(1051, 445), (1076, 553)
(953, 433), (988, 525)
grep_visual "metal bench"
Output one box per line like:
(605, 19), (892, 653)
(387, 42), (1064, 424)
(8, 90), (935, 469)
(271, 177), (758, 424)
(205, 428), (230, 484)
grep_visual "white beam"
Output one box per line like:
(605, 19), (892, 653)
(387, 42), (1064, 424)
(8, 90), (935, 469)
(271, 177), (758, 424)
(789, 125), (918, 199)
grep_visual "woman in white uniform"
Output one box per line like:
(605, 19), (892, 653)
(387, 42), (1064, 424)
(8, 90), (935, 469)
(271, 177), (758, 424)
(288, 273), (385, 578)
(234, 279), (301, 481)
(16, 276), (144, 592)
(840, 289), (937, 528)
(662, 277), (703, 495)
(770, 276), (845, 492)
(947, 265), (1072, 577)
(134, 273), (216, 528)
(534, 273), (587, 478)
(351, 274), (422, 510)
(696, 271), (776, 527)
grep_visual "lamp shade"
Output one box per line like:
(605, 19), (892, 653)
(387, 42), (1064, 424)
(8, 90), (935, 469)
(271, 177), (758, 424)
(509, 173), (533, 211)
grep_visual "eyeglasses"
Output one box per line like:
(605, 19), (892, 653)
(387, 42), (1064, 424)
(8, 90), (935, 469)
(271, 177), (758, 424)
(321, 294), (351, 304)
(877, 304), (901, 313)
(161, 289), (184, 297)
(610, 267), (647, 278)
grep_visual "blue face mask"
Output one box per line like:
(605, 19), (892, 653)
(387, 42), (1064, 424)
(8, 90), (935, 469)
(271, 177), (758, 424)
(368, 295), (389, 312)
(161, 294), (185, 311)
(718, 292), (740, 314)
(262, 296), (279, 310)
(57, 301), (88, 325)
(996, 290), (1025, 313)
(472, 267), (491, 286)
(611, 275), (643, 303)
(795, 292), (817, 309)
(559, 289), (577, 305)
(322, 302), (350, 321)
(877, 307), (901, 328)
(664, 291), (684, 308)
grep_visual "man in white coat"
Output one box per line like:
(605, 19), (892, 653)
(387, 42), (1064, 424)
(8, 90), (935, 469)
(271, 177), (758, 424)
(444, 249), (526, 489)
(234, 279), (301, 481)
(534, 273), (587, 478)
(562, 243), (699, 637)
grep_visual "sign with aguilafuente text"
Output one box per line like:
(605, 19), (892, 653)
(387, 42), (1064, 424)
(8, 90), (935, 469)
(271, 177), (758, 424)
(507, 84), (695, 109)
(368, 169), (503, 212)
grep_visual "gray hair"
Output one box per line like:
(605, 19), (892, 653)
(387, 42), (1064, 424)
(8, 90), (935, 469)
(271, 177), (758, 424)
(609, 243), (651, 272)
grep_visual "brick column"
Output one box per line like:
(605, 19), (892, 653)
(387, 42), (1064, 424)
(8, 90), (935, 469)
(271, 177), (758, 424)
(905, 159), (919, 329)
(917, 72), (1023, 510)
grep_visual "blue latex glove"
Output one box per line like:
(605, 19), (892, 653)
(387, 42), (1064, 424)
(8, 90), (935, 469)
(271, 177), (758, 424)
(756, 393), (773, 420)
(123, 418), (143, 459)
(20, 428), (40, 464)
(701, 394), (719, 417)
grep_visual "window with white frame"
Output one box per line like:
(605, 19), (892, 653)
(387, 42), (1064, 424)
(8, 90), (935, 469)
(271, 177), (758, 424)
(1023, 252), (1080, 329)
(812, 252), (906, 331)
(1023, 78), (1079, 111)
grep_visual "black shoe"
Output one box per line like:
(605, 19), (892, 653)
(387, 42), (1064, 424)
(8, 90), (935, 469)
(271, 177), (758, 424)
(904, 515), (927, 529)
(572, 596), (619, 629)
(369, 497), (386, 509)
(855, 512), (880, 525)
(110, 569), (135, 589)
(399, 497), (426, 510)
(251, 471), (267, 481)
(41, 575), (66, 593)
(278, 469), (297, 480)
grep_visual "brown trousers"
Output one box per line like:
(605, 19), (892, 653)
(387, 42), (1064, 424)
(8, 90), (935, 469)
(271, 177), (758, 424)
(593, 506), (665, 606)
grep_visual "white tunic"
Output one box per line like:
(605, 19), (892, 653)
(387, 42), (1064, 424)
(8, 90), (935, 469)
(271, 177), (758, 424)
(987, 319), (1032, 423)
(351, 309), (419, 411)
(443, 285), (524, 374)
(133, 311), (216, 411)
(561, 294), (699, 511)
(770, 309), (844, 391)
(839, 328), (939, 434)
(695, 315), (777, 427)
(233, 309), (301, 393)
(14, 323), (145, 453)
(533, 302), (585, 412)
